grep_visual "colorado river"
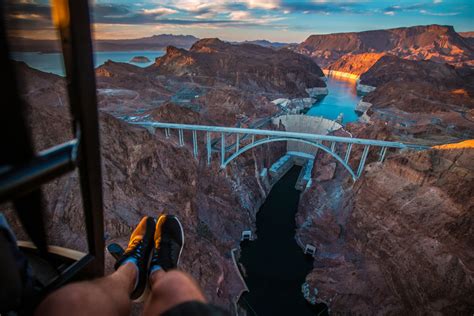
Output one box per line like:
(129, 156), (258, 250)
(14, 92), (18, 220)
(307, 76), (361, 124)
(239, 167), (327, 315)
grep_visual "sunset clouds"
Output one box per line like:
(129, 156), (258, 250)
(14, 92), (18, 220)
(6, 0), (473, 42)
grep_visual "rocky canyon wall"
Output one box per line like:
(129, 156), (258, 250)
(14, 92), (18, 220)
(297, 143), (474, 314)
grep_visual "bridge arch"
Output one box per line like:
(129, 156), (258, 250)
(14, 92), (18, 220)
(221, 137), (357, 180)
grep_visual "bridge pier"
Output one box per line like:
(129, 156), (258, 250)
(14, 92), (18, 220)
(206, 132), (211, 165)
(220, 133), (226, 167)
(357, 145), (370, 177)
(192, 130), (198, 158)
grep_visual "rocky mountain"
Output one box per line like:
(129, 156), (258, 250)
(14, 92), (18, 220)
(354, 55), (474, 142)
(297, 143), (474, 314)
(360, 55), (470, 91)
(150, 38), (326, 98)
(9, 34), (199, 52)
(296, 24), (474, 68)
(326, 52), (386, 76)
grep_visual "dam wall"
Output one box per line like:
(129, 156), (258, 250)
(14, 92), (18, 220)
(272, 115), (342, 156)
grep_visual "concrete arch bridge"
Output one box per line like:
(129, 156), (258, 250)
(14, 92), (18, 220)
(134, 122), (428, 181)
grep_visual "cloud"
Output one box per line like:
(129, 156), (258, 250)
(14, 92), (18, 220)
(383, 2), (459, 17)
(279, 2), (362, 15)
(8, 0), (469, 41)
(229, 10), (252, 20)
(419, 9), (459, 16)
(195, 11), (218, 19)
(382, 3), (424, 15)
(241, 0), (280, 10)
(142, 7), (178, 15)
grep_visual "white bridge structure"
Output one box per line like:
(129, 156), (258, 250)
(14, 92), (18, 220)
(134, 122), (429, 181)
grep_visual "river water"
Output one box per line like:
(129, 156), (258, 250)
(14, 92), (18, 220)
(307, 76), (361, 124)
(239, 167), (326, 315)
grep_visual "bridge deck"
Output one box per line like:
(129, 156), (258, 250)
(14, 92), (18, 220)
(132, 121), (430, 180)
(134, 121), (429, 149)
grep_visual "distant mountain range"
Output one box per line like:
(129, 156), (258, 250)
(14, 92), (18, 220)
(459, 32), (474, 48)
(460, 31), (474, 38)
(9, 34), (199, 53)
(9, 34), (292, 53)
(232, 40), (293, 49)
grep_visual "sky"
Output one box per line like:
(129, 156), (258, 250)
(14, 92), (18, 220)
(6, 0), (474, 42)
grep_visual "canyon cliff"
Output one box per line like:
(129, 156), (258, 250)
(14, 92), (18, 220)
(297, 144), (474, 314)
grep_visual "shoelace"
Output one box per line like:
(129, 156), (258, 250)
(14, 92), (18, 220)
(126, 240), (144, 260)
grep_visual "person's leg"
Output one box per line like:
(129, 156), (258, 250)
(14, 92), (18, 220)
(142, 269), (206, 316)
(35, 262), (136, 316)
(36, 216), (156, 316)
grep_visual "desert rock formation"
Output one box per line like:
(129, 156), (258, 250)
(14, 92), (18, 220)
(296, 24), (474, 68)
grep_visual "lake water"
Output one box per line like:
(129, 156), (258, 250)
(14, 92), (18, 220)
(306, 77), (361, 124)
(10, 51), (165, 76)
(12, 51), (361, 125)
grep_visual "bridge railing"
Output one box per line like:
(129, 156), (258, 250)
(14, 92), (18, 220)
(132, 121), (429, 180)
